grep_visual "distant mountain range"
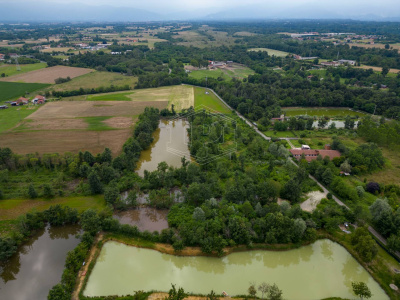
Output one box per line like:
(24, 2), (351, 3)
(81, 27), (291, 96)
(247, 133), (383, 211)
(1, 1), (400, 22)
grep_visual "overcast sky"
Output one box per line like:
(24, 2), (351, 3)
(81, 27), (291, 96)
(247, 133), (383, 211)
(2, 0), (400, 14)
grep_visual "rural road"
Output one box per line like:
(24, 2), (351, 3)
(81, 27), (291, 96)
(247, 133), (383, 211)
(202, 85), (399, 261)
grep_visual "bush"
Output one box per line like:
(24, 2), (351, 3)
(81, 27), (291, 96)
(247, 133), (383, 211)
(366, 182), (380, 194)
(28, 184), (38, 199)
(327, 192), (332, 199)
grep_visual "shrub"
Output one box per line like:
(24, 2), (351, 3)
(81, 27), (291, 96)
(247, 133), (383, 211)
(366, 182), (380, 194)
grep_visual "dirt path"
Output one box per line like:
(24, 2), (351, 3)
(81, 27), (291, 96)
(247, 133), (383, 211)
(72, 233), (103, 300)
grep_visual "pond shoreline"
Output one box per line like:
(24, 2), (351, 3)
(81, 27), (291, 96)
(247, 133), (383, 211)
(75, 231), (394, 300)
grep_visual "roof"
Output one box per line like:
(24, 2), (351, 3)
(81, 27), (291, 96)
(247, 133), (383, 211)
(18, 97), (29, 101)
(289, 149), (341, 162)
(34, 95), (45, 100)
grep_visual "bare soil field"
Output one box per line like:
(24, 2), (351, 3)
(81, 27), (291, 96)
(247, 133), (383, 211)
(0, 129), (131, 155)
(0, 66), (94, 84)
(23, 118), (87, 130)
(28, 100), (168, 119)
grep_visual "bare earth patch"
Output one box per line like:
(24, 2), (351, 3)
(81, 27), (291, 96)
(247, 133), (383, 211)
(0, 66), (94, 84)
(103, 117), (133, 129)
(26, 118), (87, 130)
(28, 100), (168, 119)
(300, 191), (327, 212)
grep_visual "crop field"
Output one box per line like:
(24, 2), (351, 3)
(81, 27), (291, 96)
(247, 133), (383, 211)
(0, 62), (47, 77)
(175, 28), (237, 48)
(282, 107), (368, 118)
(40, 47), (74, 53)
(0, 81), (50, 102)
(355, 65), (400, 74)
(248, 48), (290, 57)
(189, 64), (255, 81)
(350, 42), (400, 51)
(194, 87), (231, 114)
(46, 71), (138, 92)
(0, 99), (168, 155)
(0, 66), (94, 84)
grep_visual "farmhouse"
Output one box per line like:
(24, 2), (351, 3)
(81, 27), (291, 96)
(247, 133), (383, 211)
(321, 61), (340, 67)
(0, 53), (4, 60)
(338, 59), (356, 66)
(11, 97), (29, 106)
(32, 95), (46, 104)
(290, 146), (341, 162)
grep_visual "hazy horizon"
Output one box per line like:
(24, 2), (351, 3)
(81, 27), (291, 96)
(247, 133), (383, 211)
(1, 0), (400, 21)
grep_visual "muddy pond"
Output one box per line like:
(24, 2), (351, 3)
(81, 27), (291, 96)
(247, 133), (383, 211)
(83, 239), (388, 300)
(0, 225), (81, 300)
(113, 208), (169, 232)
(136, 119), (191, 176)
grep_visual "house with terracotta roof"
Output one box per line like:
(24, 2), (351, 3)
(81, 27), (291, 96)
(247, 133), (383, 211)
(289, 145), (341, 162)
(32, 95), (46, 104)
(11, 97), (29, 106)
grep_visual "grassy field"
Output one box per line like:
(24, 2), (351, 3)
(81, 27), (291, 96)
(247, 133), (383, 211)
(189, 65), (255, 81)
(248, 48), (290, 57)
(46, 71), (138, 92)
(282, 107), (367, 118)
(0, 196), (106, 221)
(88, 92), (133, 101)
(82, 116), (115, 131)
(194, 87), (231, 114)
(264, 130), (297, 138)
(0, 105), (38, 133)
(0, 62), (47, 77)
(0, 81), (50, 102)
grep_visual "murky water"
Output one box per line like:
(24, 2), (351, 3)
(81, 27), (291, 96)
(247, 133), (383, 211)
(113, 208), (169, 232)
(0, 225), (81, 300)
(84, 239), (388, 300)
(136, 119), (191, 177)
(120, 188), (184, 205)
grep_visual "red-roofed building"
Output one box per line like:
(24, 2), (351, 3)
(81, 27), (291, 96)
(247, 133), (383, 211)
(0, 54), (4, 61)
(289, 149), (341, 162)
(32, 95), (46, 104)
(11, 97), (29, 106)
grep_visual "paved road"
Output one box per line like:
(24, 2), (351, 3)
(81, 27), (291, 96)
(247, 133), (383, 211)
(203, 85), (398, 260)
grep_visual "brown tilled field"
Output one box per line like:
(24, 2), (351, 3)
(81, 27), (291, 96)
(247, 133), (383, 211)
(1, 100), (168, 155)
(0, 66), (94, 84)
(27, 100), (168, 119)
(0, 130), (131, 155)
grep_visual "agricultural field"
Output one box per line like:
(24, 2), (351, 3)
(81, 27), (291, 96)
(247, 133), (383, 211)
(355, 65), (400, 74)
(189, 64), (255, 81)
(174, 28), (237, 48)
(350, 42), (400, 51)
(247, 48), (290, 57)
(0, 85), (198, 154)
(0, 62), (47, 77)
(40, 47), (74, 53)
(0, 195), (106, 222)
(0, 66), (94, 84)
(0, 81), (50, 102)
(45, 71), (138, 93)
(194, 87), (231, 114)
(233, 31), (257, 36)
(282, 107), (368, 118)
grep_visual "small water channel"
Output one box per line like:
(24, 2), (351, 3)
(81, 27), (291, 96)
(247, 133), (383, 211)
(83, 239), (388, 300)
(0, 225), (81, 300)
(136, 119), (191, 177)
(113, 208), (169, 232)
